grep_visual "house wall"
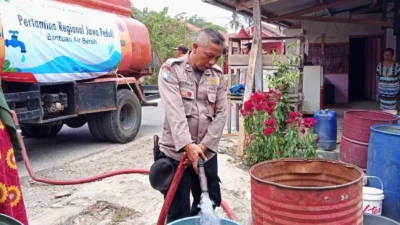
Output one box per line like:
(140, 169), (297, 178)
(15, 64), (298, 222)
(385, 28), (397, 59)
(297, 12), (385, 103)
(262, 42), (284, 54)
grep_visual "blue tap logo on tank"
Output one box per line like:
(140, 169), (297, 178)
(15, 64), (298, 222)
(5, 30), (27, 53)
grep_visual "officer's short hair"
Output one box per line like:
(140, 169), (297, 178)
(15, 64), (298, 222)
(197, 28), (225, 48)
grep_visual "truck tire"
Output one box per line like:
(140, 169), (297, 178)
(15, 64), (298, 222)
(101, 89), (142, 143)
(65, 116), (87, 128)
(22, 124), (63, 138)
(88, 113), (108, 142)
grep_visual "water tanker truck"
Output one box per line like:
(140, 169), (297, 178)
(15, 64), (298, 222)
(0, 0), (157, 143)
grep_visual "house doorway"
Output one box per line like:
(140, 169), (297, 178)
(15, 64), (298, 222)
(348, 36), (382, 104)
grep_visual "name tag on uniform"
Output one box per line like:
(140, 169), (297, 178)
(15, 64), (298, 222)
(179, 81), (194, 89)
(207, 86), (217, 92)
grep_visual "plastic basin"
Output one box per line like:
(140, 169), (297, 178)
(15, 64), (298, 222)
(167, 216), (241, 225)
(0, 214), (23, 225)
(363, 214), (400, 225)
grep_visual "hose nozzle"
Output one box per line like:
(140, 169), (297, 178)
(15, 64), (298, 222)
(198, 159), (208, 192)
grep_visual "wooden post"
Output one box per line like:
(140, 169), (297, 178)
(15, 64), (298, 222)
(236, 0), (262, 156)
(253, 0), (263, 92)
(227, 40), (233, 134)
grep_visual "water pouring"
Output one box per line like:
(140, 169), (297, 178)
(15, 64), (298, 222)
(198, 159), (220, 225)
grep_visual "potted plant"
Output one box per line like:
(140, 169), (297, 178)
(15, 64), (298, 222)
(241, 90), (320, 165)
(241, 43), (319, 165)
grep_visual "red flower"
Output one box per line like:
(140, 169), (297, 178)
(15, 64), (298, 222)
(316, 136), (320, 143)
(244, 101), (254, 111)
(275, 91), (282, 100)
(268, 101), (277, 108)
(264, 118), (276, 127)
(245, 143), (249, 147)
(300, 127), (306, 134)
(240, 109), (245, 116)
(286, 118), (293, 124)
(263, 127), (275, 136)
(304, 118), (317, 128)
(251, 91), (263, 104)
(289, 111), (298, 119)
(279, 84), (285, 91)
(266, 107), (274, 115)
(255, 102), (267, 111)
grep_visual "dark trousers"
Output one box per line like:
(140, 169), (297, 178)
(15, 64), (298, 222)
(162, 154), (221, 224)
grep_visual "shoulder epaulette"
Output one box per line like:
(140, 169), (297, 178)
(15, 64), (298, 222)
(164, 58), (183, 67)
(211, 64), (223, 76)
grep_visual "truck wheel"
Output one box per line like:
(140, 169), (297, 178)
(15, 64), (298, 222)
(22, 124), (63, 138)
(101, 89), (141, 143)
(88, 113), (108, 142)
(65, 116), (87, 128)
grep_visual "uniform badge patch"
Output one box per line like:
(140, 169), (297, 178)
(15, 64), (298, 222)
(180, 90), (193, 98)
(161, 64), (172, 81)
(207, 77), (220, 86)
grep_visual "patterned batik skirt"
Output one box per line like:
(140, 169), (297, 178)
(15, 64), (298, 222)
(378, 78), (400, 111)
(0, 120), (29, 225)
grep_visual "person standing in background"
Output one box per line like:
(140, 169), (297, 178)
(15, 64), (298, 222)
(376, 48), (400, 113)
(174, 44), (189, 58)
(239, 42), (252, 84)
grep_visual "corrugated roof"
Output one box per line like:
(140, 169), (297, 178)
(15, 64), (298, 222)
(202, 0), (385, 27)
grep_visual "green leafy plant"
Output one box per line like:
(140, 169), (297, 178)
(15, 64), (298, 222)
(2, 60), (18, 72)
(265, 42), (300, 131)
(241, 91), (320, 165)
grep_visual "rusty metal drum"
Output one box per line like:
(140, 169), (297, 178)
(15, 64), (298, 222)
(340, 110), (398, 170)
(250, 159), (364, 225)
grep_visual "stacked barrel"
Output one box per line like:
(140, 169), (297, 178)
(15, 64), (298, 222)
(339, 110), (398, 171)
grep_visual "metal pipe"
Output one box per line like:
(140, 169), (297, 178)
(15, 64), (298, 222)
(198, 159), (208, 192)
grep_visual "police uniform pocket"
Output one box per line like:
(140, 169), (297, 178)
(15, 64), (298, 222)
(182, 98), (193, 116)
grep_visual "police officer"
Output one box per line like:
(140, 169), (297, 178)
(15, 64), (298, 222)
(174, 44), (189, 58)
(157, 28), (227, 223)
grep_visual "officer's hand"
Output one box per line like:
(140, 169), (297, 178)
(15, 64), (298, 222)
(198, 144), (208, 153)
(184, 144), (207, 174)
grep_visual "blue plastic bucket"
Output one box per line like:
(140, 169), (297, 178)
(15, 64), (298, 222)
(0, 214), (23, 225)
(367, 124), (400, 221)
(167, 216), (241, 225)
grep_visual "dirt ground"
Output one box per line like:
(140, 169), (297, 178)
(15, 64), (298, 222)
(19, 134), (252, 225)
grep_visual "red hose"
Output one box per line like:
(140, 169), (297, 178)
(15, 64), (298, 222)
(156, 154), (188, 225)
(11, 111), (237, 222)
(221, 200), (237, 221)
